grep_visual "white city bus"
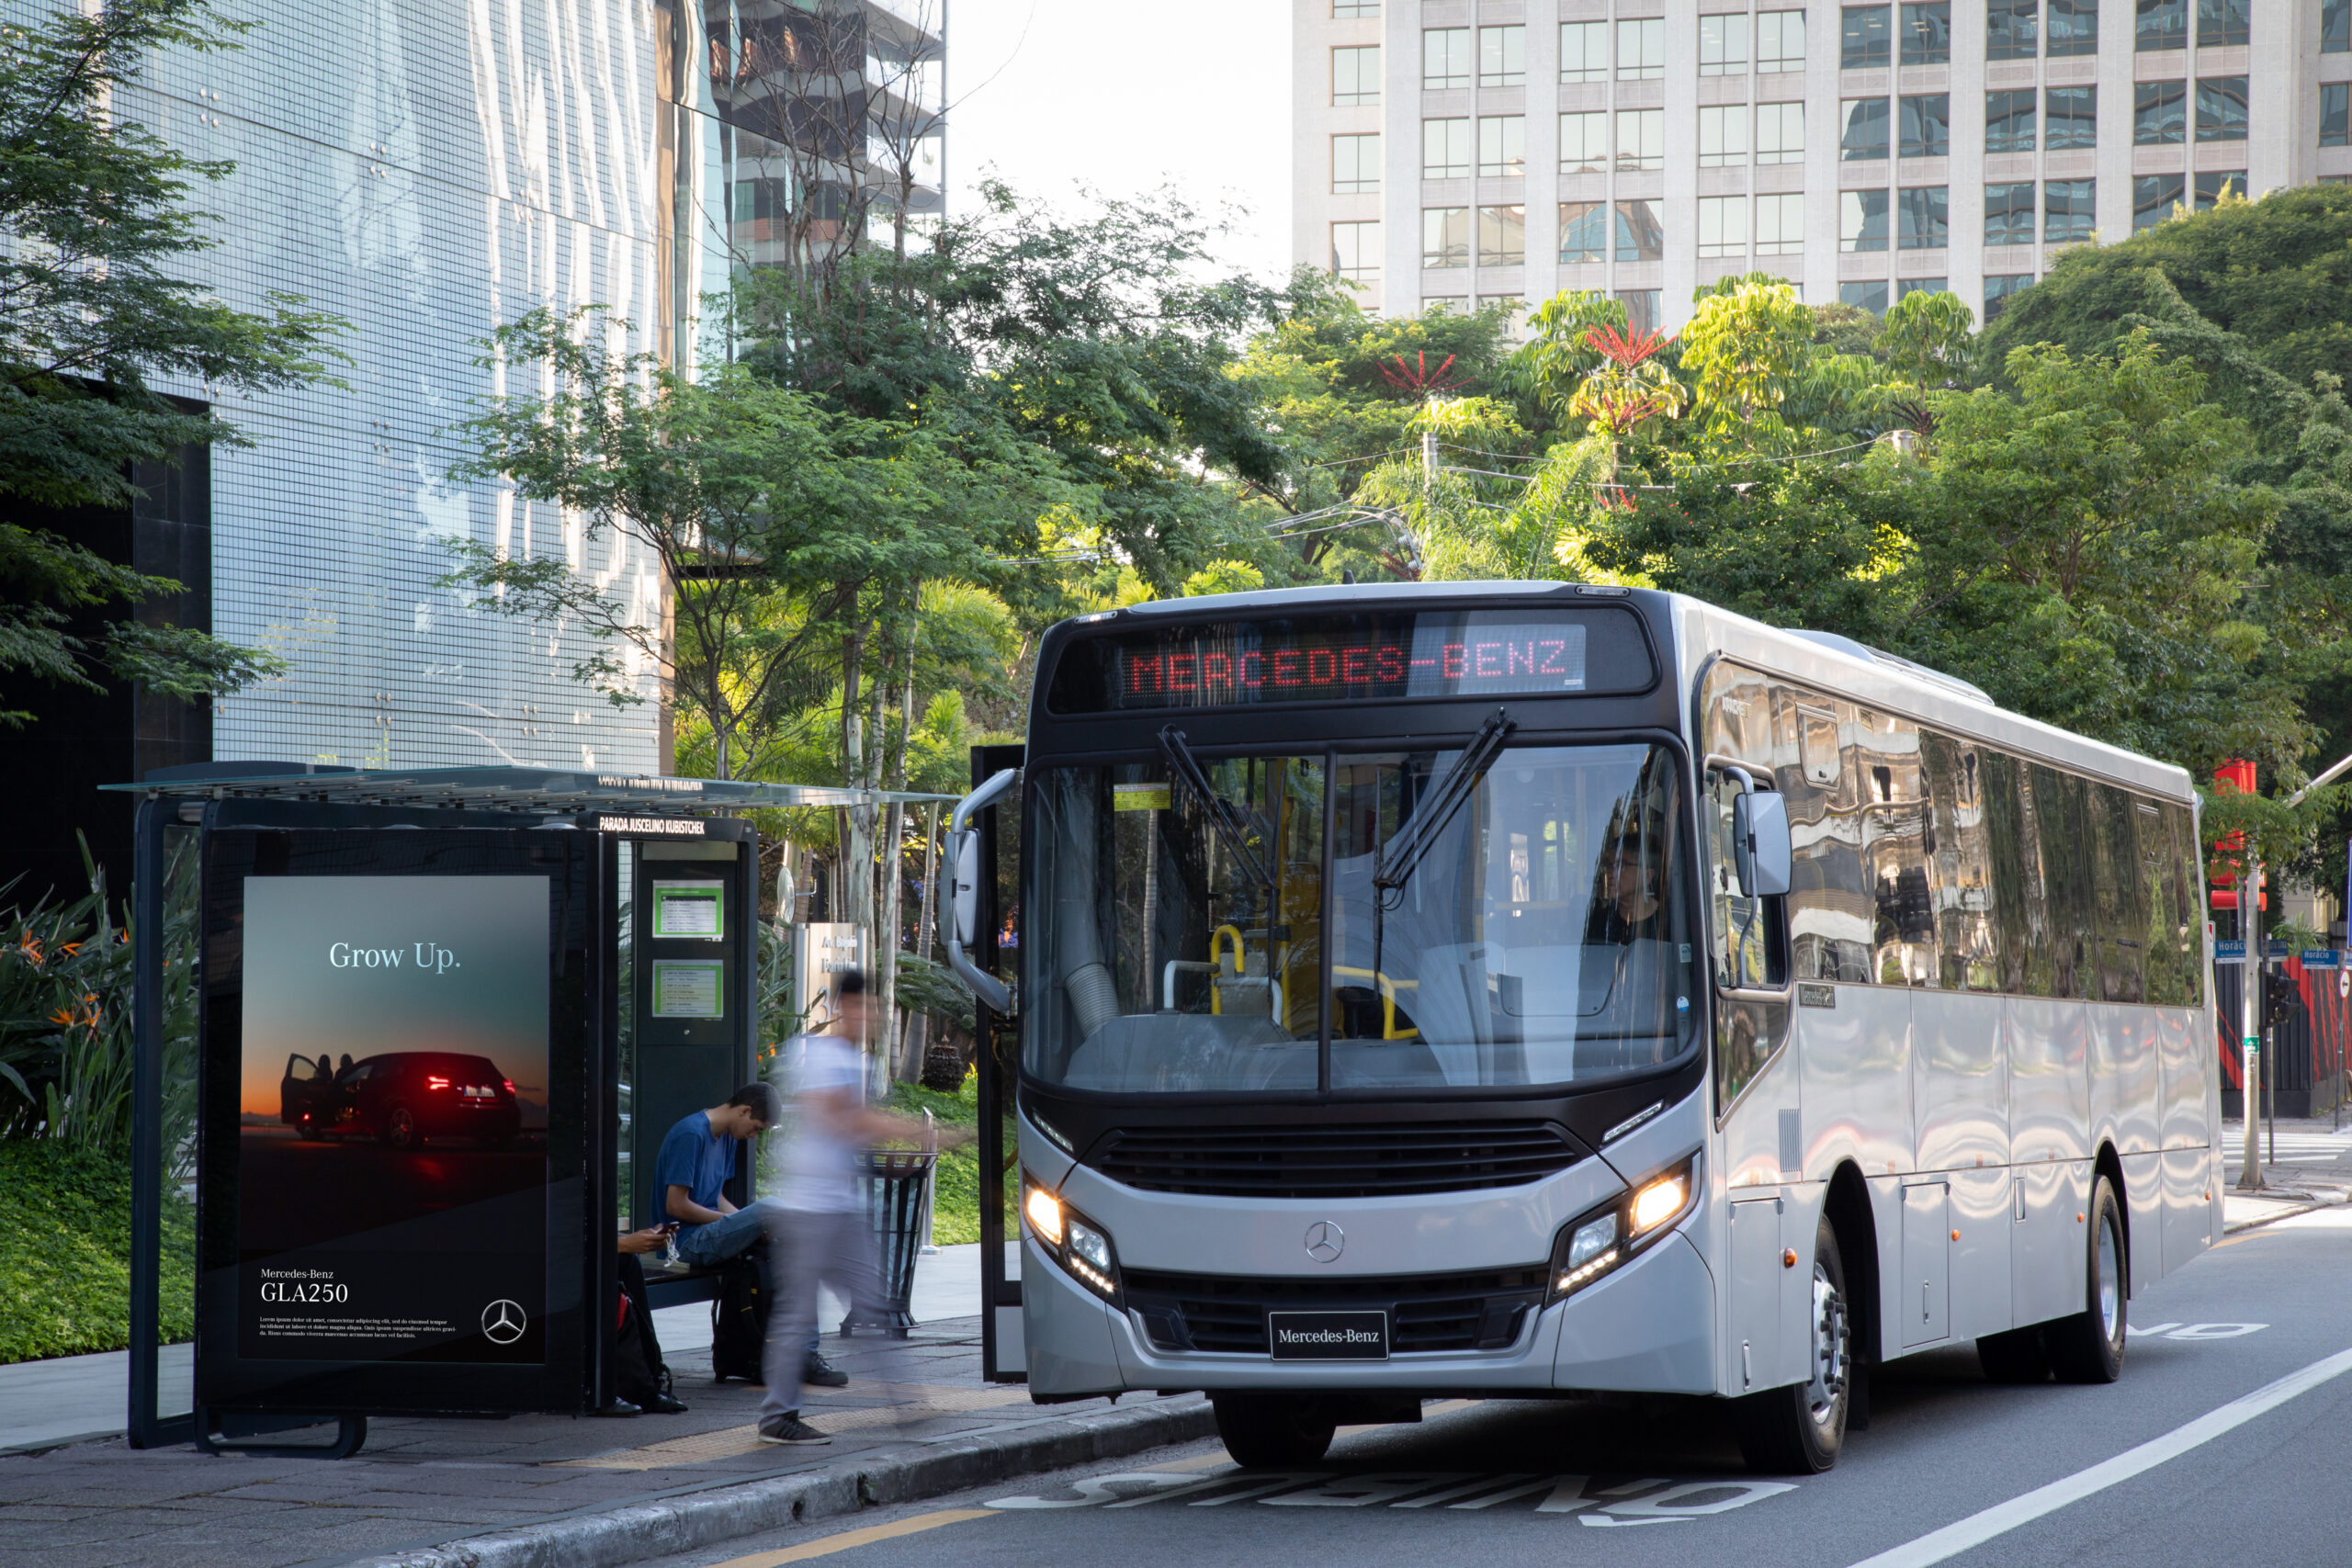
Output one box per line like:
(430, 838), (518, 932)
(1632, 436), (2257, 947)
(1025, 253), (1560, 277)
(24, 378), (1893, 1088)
(944, 582), (2220, 1473)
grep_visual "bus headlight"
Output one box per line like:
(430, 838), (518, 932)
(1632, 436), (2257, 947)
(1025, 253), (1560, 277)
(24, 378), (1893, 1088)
(1022, 1174), (1121, 1304)
(1548, 1152), (1701, 1304)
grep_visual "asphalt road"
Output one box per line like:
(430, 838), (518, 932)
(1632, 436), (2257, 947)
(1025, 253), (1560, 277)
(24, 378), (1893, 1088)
(645, 1204), (2352, 1568)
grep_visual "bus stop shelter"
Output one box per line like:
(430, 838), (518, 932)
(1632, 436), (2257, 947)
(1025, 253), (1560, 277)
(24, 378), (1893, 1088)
(107, 762), (943, 1455)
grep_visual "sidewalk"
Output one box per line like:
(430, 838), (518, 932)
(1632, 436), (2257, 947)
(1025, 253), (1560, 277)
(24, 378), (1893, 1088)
(0, 1244), (1213, 1568)
(2220, 1115), (2352, 1232)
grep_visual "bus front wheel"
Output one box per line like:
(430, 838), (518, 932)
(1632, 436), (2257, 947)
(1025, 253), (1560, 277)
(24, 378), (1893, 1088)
(1730, 1214), (1849, 1474)
(2045, 1177), (2127, 1384)
(1212, 1393), (1336, 1469)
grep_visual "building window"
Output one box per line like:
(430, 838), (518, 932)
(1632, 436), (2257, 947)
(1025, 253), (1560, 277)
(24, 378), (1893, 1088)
(1985, 181), (2037, 243)
(2133, 81), (2186, 143)
(2133, 172), (2186, 230)
(1988, 0), (2039, 59)
(1424, 296), (1469, 313)
(1562, 112), (1610, 174)
(2195, 170), (2245, 208)
(1333, 0), (1380, 15)
(1759, 9), (1809, 70)
(1757, 191), (1805, 252)
(1619, 17), (1667, 79)
(1758, 102), (1806, 163)
(1702, 14), (1752, 74)
(2197, 76), (2248, 141)
(1333, 134), (1381, 194)
(1478, 117), (1525, 177)
(1701, 105), (1749, 166)
(1898, 185), (1949, 247)
(1699, 195), (1748, 256)
(1618, 107), (1666, 171)
(1424, 28), (1471, 89)
(1898, 277), (1947, 299)
(1619, 289), (1664, 334)
(2328, 0), (2351, 52)
(1616, 199), (1666, 261)
(1333, 46), (1381, 106)
(2197, 0), (2248, 47)
(1902, 2), (1951, 62)
(1330, 220), (1381, 282)
(1560, 200), (1608, 262)
(1841, 279), (1890, 312)
(1422, 207), (1470, 267)
(1479, 25), (1526, 86)
(1900, 94), (1950, 158)
(2046, 85), (2097, 148)
(1423, 118), (1471, 178)
(1562, 20), (1611, 81)
(1844, 5), (1892, 65)
(2045, 178), (2095, 243)
(2047, 0), (2098, 53)
(1984, 273), (2033, 319)
(1843, 97), (1892, 160)
(2325, 84), (2351, 147)
(1842, 188), (1890, 250)
(2137, 0), (2187, 51)
(1987, 89), (2038, 152)
(1477, 204), (1526, 265)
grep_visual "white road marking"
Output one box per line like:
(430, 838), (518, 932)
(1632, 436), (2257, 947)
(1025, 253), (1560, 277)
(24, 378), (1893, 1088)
(985, 1469), (1799, 1518)
(2165, 1324), (2268, 1340)
(1842, 1345), (2352, 1568)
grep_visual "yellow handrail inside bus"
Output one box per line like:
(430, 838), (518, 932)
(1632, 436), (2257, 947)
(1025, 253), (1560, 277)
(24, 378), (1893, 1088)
(1209, 924), (1245, 1015)
(1331, 965), (1420, 1040)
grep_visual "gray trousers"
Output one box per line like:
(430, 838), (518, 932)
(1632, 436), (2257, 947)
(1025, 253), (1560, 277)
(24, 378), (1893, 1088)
(758, 1206), (883, 1423)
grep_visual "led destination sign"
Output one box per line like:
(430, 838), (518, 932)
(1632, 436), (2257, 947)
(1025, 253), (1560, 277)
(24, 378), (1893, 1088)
(1046, 606), (1656, 713)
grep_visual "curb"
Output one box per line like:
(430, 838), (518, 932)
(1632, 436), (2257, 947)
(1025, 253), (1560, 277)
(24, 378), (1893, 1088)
(2221, 1189), (2349, 1235)
(345, 1395), (1217, 1568)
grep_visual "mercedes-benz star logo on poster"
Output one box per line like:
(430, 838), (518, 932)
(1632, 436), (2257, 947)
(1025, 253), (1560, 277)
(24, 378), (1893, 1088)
(481, 1299), (527, 1345)
(1305, 1221), (1345, 1264)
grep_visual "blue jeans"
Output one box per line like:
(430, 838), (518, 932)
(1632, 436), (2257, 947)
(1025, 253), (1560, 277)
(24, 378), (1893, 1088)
(678, 1207), (820, 1362)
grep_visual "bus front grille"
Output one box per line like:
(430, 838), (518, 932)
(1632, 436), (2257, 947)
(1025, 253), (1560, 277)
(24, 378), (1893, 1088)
(1124, 1266), (1548, 1355)
(1087, 1122), (1577, 1199)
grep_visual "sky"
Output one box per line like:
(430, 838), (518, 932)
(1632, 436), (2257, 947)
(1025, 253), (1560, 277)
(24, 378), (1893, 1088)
(944, 0), (1295, 284)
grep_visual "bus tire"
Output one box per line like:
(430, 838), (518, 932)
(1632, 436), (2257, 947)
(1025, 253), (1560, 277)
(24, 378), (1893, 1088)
(1211, 1393), (1336, 1469)
(2046, 1177), (2127, 1384)
(1730, 1213), (1849, 1474)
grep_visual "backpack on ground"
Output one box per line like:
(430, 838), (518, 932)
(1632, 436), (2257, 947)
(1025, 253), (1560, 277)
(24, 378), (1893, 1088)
(709, 1247), (770, 1382)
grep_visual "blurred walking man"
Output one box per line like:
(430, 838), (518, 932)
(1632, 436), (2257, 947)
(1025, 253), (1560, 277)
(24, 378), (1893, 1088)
(757, 969), (951, 1445)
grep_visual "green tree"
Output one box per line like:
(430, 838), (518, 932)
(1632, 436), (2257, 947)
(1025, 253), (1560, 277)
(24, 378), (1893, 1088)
(0, 0), (341, 726)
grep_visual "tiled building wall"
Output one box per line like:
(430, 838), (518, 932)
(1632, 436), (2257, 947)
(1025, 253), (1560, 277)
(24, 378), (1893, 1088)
(126, 0), (669, 773)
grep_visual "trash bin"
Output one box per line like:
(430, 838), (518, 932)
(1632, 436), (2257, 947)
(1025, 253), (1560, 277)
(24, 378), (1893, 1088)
(841, 1148), (936, 1337)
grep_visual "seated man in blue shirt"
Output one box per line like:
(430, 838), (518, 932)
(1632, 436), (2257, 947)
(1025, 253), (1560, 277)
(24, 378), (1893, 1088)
(653, 1083), (847, 1388)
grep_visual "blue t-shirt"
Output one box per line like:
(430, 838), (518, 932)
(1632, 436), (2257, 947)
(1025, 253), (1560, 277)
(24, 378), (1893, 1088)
(652, 1110), (737, 1233)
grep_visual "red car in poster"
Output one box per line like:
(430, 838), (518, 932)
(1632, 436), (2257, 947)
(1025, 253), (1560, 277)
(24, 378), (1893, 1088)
(278, 1051), (522, 1148)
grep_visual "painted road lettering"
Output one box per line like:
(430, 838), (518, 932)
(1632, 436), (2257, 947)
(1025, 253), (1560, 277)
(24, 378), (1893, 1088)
(2131, 1323), (2269, 1340)
(989, 1471), (1800, 1522)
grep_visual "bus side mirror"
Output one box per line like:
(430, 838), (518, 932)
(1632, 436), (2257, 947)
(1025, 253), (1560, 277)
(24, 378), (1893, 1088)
(1734, 790), (1792, 899)
(947, 829), (980, 947)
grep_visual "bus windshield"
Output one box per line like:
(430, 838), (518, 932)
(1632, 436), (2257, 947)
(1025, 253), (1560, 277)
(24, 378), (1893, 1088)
(1024, 743), (1700, 1094)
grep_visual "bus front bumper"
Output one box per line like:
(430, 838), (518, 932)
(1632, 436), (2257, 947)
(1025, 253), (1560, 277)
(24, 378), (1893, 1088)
(1022, 1229), (1716, 1400)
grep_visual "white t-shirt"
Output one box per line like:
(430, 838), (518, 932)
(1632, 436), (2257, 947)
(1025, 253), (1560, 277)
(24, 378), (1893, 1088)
(775, 1032), (866, 1213)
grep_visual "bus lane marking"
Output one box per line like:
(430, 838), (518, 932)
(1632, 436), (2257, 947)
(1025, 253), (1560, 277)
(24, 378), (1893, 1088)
(1842, 1343), (2352, 1568)
(987, 1470), (1800, 1520)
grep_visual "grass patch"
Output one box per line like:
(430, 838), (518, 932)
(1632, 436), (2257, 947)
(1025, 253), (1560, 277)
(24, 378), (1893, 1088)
(888, 1072), (1014, 1248)
(0, 1140), (194, 1363)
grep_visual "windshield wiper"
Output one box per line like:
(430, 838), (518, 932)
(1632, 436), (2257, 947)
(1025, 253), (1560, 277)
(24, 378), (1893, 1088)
(1372, 709), (1517, 898)
(1156, 727), (1274, 889)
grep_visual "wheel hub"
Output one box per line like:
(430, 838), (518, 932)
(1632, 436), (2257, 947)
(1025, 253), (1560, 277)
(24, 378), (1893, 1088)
(1806, 1264), (1848, 1429)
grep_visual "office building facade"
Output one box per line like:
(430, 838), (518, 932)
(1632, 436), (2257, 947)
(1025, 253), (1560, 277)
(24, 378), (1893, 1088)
(1295, 0), (2344, 332)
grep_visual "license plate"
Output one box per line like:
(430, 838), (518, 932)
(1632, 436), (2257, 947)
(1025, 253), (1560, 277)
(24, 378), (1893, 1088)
(1267, 1310), (1389, 1360)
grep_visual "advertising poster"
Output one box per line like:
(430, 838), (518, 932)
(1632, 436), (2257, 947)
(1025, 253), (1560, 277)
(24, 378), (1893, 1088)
(236, 876), (550, 1364)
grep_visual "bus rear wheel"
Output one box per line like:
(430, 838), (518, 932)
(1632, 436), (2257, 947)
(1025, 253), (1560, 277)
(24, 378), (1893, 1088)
(1212, 1393), (1336, 1469)
(1730, 1214), (1849, 1474)
(2045, 1177), (2127, 1384)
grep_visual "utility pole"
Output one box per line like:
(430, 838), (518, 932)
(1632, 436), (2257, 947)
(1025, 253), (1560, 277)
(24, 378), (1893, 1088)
(2235, 748), (2352, 1191)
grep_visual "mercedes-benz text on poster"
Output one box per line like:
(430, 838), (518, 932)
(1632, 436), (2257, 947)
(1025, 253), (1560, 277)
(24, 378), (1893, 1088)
(237, 876), (550, 1364)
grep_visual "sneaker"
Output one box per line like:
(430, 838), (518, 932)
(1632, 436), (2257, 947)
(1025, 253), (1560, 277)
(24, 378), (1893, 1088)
(802, 1356), (850, 1388)
(757, 1416), (831, 1445)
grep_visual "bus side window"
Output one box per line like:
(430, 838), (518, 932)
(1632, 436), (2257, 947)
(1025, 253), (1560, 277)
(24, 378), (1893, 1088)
(2030, 765), (2096, 999)
(1982, 750), (2049, 997)
(1922, 731), (2000, 991)
(2161, 802), (2205, 1008)
(1775, 688), (1870, 984)
(2138, 798), (2192, 1007)
(1705, 765), (1788, 991)
(1859, 709), (1934, 987)
(2085, 784), (2147, 1004)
